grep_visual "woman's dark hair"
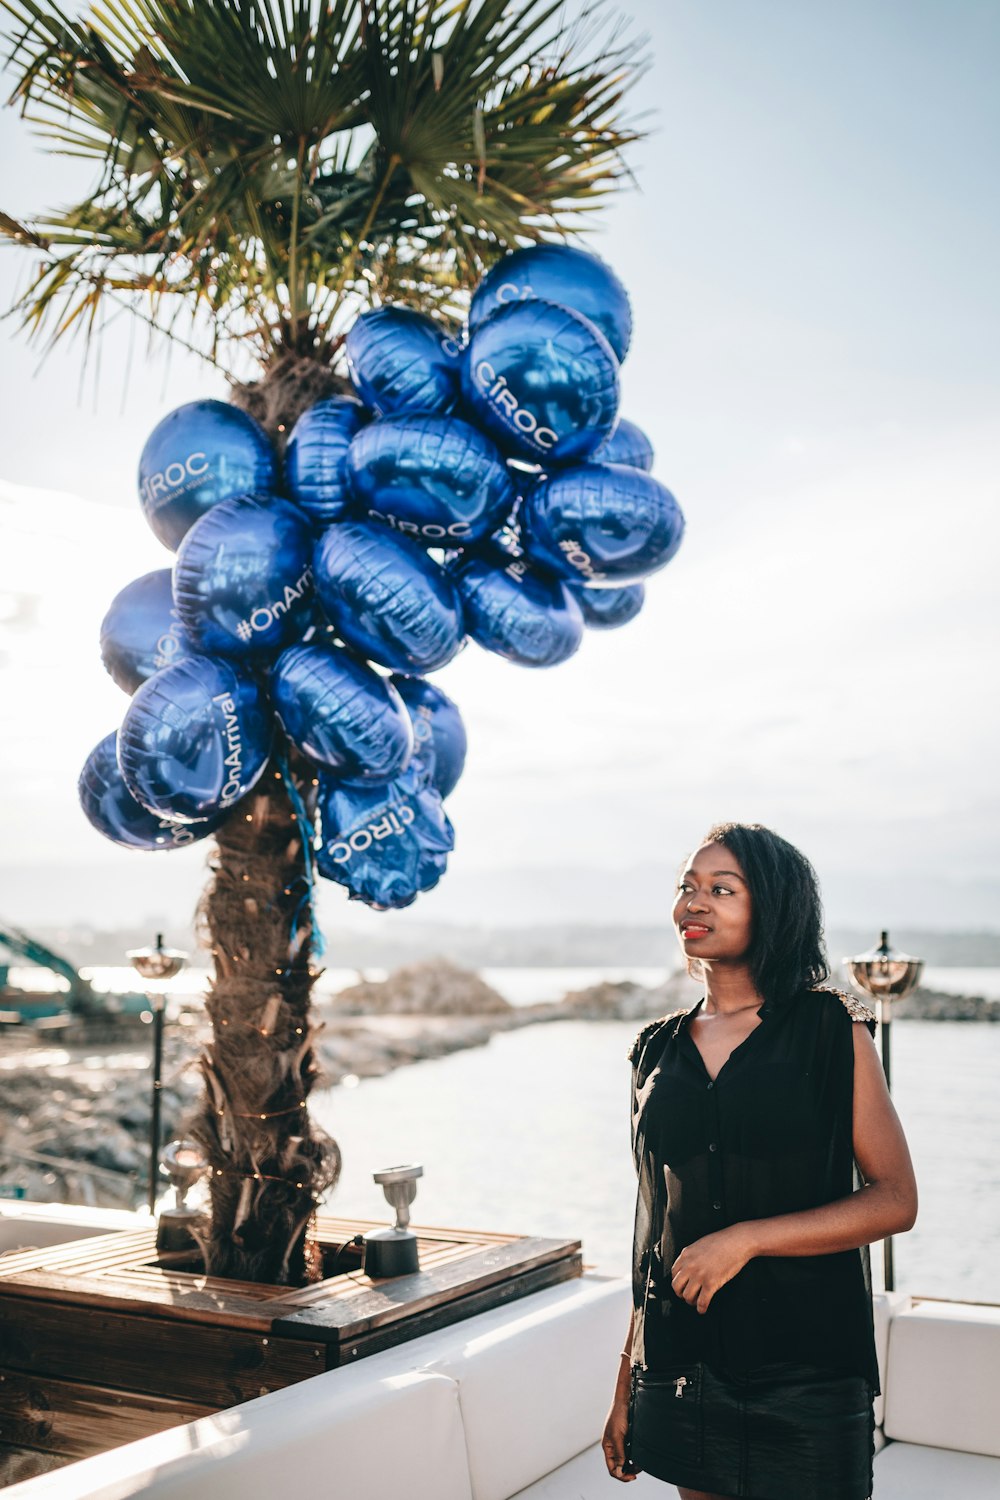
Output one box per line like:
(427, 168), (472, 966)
(681, 822), (829, 1007)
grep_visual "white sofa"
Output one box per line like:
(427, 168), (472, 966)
(477, 1286), (1000, 1500)
(873, 1298), (1000, 1499)
(2, 1206), (999, 1499)
(1, 1267), (628, 1500)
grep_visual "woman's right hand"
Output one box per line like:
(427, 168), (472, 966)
(602, 1397), (639, 1482)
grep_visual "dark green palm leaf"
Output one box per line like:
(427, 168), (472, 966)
(1, 0), (646, 374)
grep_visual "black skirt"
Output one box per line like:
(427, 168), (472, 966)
(626, 1359), (875, 1500)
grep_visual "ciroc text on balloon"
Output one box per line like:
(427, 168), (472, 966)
(472, 361), (558, 450)
(140, 451), (209, 508)
(326, 805), (416, 863)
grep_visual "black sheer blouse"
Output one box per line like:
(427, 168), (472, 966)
(627, 985), (880, 1392)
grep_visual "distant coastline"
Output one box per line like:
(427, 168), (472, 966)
(327, 962), (1000, 1025)
(2, 961), (998, 1211)
(24, 921), (1000, 973)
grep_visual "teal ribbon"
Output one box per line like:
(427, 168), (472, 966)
(274, 749), (325, 962)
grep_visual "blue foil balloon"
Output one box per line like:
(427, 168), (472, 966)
(100, 569), (194, 695)
(138, 400), (276, 551)
(313, 521), (465, 674)
(316, 764), (453, 909)
(568, 580), (646, 630)
(346, 307), (462, 418)
(469, 244), (633, 362)
(79, 732), (224, 851)
(461, 299), (620, 466)
(272, 643), (413, 780)
(346, 414), (515, 548)
(284, 396), (369, 526)
(521, 462), (685, 586)
(451, 549), (583, 667)
(389, 674), (467, 798)
(118, 656), (272, 822)
(173, 495), (314, 660)
(593, 417), (655, 472)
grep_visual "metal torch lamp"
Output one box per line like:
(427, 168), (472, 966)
(127, 934), (188, 1215)
(844, 930), (923, 1291)
(362, 1163), (423, 1278)
(156, 1139), (209, 1252)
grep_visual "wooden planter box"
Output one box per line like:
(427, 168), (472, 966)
(0, 1215), (582, 1486)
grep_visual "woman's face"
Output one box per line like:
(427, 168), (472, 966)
(672, 841), (753, 964)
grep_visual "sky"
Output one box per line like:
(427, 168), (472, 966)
(0, 0), (998, 938)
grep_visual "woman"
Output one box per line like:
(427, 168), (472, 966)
(602, 822), (918, 1500)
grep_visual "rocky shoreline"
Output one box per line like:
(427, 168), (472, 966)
(880, 985), (1000, 1022)
(0, 963), (994, 1210)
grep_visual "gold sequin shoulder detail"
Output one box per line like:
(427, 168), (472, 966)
(810, 985), (877, 1025)
(626, 1008), (691, 1064)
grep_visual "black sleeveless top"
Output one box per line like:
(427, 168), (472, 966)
(627, 985), (880, 1392)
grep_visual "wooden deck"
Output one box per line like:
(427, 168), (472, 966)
(0, 1215), (582, 1484)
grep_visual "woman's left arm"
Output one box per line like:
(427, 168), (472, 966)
(744, 1022), (918, 1257)
(671, 1025), (918, 1314)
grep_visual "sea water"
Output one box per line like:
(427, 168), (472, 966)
(6, 965), (998, 1303)
(309, 1017), (1000, 1307)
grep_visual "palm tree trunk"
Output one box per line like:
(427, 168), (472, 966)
(230, 349), (348, 453)
(187, 352), (349, 1283)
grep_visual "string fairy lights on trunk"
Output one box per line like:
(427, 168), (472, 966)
(185, 751), (341, 1284)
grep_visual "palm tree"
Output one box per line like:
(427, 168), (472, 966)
(1, 0), (645, 1283)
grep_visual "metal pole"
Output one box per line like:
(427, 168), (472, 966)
(879, 1001), (894, 1291)
(148, 996), (165, 1216)
(880, 1002), (892, 1092)
(846, 930), (922, 1300)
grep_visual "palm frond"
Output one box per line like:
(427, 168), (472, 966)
(1, 0), (648, 376)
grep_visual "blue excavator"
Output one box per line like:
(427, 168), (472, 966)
(0, 921), (144, 1022)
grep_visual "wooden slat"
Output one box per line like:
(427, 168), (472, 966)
(0, 1234), (151, 1278)
(271, 1239), (493, 1311)
(266, 1230), (524, 1310)
(0, 1296), (326, 1406)
(108, 1270), (283, 1302)
(0, 1221), (545, 1330)
(328, 1236), (582, 1336)
(275, 1236), (582, 1343)
(0, 1273), (277, 1327)
(3, 1228), (154, 1261)
(120, 1273), (286, 1302)
(0, 1370), (215, 1457)
(0, 1220), (517, 1285)
(0, 1220), (510, 1276)
(0, 1219), (518, 1279)
(0, 1222), (581, 1373)
(0, 1234), (280, 1304)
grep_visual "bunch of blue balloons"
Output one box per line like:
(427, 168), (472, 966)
(79, 244), (685, 910)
